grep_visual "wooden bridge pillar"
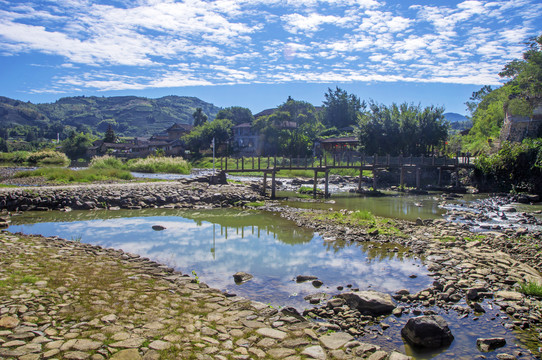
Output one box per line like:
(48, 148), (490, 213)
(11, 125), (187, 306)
(324, 169), (330, 198)
(455, 168), (459, 187)
(400, 166), (405, 189)
(416, 166), (421, 189)
(313, 171), (318, 198)
(373, 169), (377, 190)
(262, 172), (267, 196)
(271, 170), (276, 199)
(438, 167), (442, 187)
(358, 168), (363, 192)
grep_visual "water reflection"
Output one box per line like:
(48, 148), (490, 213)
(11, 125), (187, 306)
(8, 208), (431, 309)
(282, 192), (446, 221)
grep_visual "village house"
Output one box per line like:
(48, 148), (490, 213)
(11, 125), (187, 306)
(87, 123), (192, 159)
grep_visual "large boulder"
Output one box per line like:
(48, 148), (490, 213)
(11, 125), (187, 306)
(337, 291), (396, 316)
(401, 315), (454, 348)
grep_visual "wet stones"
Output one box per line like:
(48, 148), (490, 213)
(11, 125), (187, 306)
(476, 337), (506, 352)
(296, 275), (318, 282)
(337, 291), (396, 316)
(401, 315), (454, 348)
(233, 272), (253, 284)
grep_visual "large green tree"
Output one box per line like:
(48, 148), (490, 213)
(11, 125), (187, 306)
(62, 132), (94, 159)
(322, 87), (365, 129)
(215, 106), (254, 125)
(103, 124), (116, 143)
(357, 102), (448, 156)
(182, 118), (233, 155)
(253, 98), (324, 156)
(192, 107), (208, 127)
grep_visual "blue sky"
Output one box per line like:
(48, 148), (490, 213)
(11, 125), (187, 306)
(0, 0), (540, 116)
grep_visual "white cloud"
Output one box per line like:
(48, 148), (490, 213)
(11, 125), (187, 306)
(0, 0), (538, 93)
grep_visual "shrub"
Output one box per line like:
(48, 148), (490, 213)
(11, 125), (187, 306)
(0, 151), (30, 164)
(15, 167), (133, 183)
(125, 156), (191, 174)
(27, 150), (70, 166)
(89, 155), (124, 169)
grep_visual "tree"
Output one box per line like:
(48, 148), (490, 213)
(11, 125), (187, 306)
(463, 34), (542, 153)
(499, 34), (542, 101)
(215, 106), (254, 125)
(62, 132), (94, 159)
(322, 87), (365, 129)
(252, 98), (324, 156)
(103, 124), (116, 143)
(182, 118), (233, 155)
(192, 107), (208, 127)
(357, 102), (448, 156)
(0, 138), (9, 152)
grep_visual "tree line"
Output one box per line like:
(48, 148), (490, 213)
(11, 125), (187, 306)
(183, 88), (449, 158)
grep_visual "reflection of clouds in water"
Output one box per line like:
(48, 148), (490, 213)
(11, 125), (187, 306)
(10, 214), (431, 308)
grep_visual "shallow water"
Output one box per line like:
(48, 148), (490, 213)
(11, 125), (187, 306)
(281, 191), (447, 221)
(6, 207), (541, 359)
(7, 208), (430, 310)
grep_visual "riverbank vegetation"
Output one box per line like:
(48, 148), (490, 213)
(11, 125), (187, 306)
(0, 149), (69, 166)
(473, 139), (542, 194)
(311, 209), (407, 238)
(15, 166), (133, 183)
(90, 155), (191, 174)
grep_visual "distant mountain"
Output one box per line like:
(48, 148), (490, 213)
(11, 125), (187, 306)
(0, 95), (221, 137)
(443, 112), (468, 123)
(444, 112), (472, 132)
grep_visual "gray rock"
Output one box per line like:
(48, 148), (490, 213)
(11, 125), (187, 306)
(151, 225), (166, 231)
(296, 275), (318, 282)
(301, 345), (326, 360)
(337, 291), (396, 315)
(319, 332), (354, 350)
(233, 272), (253, 284)
(476, 337), (506, 352)
(401, 315), (454, 348)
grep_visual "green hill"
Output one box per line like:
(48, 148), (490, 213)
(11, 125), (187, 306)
(0, 95), (221, 138)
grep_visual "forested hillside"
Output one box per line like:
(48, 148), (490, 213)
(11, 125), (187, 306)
(0, 95), (220, 138)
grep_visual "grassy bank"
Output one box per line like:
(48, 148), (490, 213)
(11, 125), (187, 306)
(91, 155), (191, 174)
(306, 209), (406, 237)
(15, 166), (133, 183)
(0, 150), (70, 167)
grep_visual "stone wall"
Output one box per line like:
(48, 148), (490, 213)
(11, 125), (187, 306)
(500, 101), (542, 143)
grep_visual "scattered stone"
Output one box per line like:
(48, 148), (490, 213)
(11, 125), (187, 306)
(0, 316), (20, 329)
(301, 345), (326, 360)
(477, 338), (506, 352)
(233, 272), (253, 284)
(319, 332), (354, 350)
(337, 291), (396, 315)
(401, 315), (454, 348)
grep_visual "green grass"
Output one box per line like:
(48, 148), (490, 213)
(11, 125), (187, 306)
(0, 150), (69, 166)
(464, 234), (487, 242)
(15, 167), (133, 183)
(125, 156), (191, 174)
(517, 281), (542, 298)
(90, 155), (191, 174)
(246, 201), (265, 207)
(314, 210), (406, 237)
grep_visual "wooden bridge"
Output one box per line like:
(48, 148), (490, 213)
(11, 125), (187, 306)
(217, 154), (474, 198)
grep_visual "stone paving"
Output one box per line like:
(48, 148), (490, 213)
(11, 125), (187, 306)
(0, 232), (412, 360)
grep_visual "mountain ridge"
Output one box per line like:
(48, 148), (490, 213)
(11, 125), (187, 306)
(0, 95), (221, 138)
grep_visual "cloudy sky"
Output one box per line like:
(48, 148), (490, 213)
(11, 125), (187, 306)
(0, 0), (540, 114)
